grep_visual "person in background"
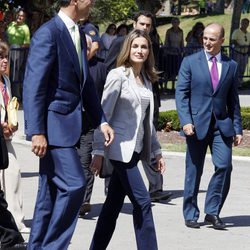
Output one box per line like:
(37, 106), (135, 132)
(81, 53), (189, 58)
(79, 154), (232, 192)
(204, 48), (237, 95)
(115, 23), (129, 37)
(176, 23), (243, 229)
(231, 18), (250, 88)
(90, 29), (165, 250)
(0, 41), (30, 234)
(79, 15), (100, 60)
(163, 17), (184, 89)
(185, 22), (204, 56)
(6, 8), (30, 103)
(0, 177), (25, 248)
(104, 10), (172, 202)
(0, 20), (7, 42)
(78, 34), (107, 217)
(23, 1), (114, 249)
(98, 23), (117, 60)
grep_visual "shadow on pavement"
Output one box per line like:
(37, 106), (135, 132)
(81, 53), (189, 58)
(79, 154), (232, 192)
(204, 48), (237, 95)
(222, 215), (250, 228)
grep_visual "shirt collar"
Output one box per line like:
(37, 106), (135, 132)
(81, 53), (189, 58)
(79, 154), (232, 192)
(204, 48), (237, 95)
(58, 10), (76, 30)
(204, 50), (222, 62)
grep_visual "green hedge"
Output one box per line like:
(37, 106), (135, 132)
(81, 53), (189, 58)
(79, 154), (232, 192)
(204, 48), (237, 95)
(159, 107), (250, 131)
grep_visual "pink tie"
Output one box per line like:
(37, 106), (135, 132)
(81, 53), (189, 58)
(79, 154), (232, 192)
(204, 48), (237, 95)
(210, 56), (219, 91)
(0, 83), (9, 108)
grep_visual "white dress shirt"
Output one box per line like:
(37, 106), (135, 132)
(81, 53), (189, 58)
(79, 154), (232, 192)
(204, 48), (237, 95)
(204, 50), (222, 80)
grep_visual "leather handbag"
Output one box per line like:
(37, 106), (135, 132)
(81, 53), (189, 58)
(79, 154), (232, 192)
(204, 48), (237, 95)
(7, 97), (19, 129)
(99, 157), (114, 179)
(0, 124), (9, 169)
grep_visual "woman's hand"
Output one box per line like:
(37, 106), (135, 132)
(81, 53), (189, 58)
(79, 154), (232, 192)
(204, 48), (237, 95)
(9, 123), (18, 133)
(155, 154), (166, 174)
(90, 155), (103, 176)
(1, 122), (12, 139)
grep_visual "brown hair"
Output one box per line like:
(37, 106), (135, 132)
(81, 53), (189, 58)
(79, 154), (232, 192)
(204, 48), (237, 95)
(116, 29), (158, 83)
(0, 41), (9, 57)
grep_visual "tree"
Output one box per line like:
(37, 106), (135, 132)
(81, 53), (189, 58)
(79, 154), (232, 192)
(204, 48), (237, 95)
(135, 0), (165, 14)
(229, 0), (244, 44)
(91, 0), (138, 24)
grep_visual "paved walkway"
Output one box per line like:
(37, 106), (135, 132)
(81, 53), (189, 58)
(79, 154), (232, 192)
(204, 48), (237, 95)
(11, 89), (250, 249)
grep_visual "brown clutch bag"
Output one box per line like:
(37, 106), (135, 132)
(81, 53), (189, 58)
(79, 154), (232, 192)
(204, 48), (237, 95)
(7, 97), (19, 129)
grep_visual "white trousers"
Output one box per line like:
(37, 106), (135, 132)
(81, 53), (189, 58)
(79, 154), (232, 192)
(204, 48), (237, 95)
(0, 140), (26, 230)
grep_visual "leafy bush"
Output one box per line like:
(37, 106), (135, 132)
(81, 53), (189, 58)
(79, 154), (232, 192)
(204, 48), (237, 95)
(158, 110), (180, 131)
(159, 108), (250, 131)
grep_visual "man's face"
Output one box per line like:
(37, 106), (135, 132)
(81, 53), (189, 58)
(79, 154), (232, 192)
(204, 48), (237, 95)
(203, 25), (224, 56)
(241, 20), (249, 30)
(76, 0), (94, 20)
(134, 15), (152, 34)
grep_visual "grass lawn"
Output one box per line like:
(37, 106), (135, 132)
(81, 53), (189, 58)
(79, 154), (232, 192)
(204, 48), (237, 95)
(162, 143), (250, 157)
(157, 12), (250, 45)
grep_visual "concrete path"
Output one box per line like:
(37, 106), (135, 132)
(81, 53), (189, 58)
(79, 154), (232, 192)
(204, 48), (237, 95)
(11, 89), (250, 249)
(14, 143), (250, 250)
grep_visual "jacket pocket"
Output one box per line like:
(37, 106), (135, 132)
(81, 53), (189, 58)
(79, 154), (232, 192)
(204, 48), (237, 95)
(48, 103), (71, 114)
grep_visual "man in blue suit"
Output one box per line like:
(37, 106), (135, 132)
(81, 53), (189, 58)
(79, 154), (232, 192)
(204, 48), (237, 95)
(23, 1), (114, 249)
(176, 23), (243, 230)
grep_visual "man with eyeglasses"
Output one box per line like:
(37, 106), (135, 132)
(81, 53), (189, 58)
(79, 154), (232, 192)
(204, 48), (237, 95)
(231, 18), (250, 88)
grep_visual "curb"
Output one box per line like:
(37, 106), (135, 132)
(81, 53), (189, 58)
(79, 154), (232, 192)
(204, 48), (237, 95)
(13, 135), (250, 162)
(162, 150), (250, 162)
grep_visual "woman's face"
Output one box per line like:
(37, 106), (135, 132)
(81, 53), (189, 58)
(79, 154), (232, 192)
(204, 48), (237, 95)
(16, 11), (26, 25)
(0, 52), (8, 74)
(108, 26), (116, 35)
(129, 37), (149, 66)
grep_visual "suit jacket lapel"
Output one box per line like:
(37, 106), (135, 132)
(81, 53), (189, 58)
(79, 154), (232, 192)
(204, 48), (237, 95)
(198, 51), (213, 92)
(55, 16), (81, 82)
(215, 55), (230, 93)
(79, 28), (88, 87)
(127, 67), (141, 104)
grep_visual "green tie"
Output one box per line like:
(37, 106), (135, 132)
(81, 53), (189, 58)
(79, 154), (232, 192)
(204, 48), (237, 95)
(73, 24), (82, 69)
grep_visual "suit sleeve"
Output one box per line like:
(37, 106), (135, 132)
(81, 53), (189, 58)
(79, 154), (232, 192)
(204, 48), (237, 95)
(227, 63), (243, 135)
(92, 69), (122, 153)
(175, 57), (193, 128)
(23, 26), (56, 136)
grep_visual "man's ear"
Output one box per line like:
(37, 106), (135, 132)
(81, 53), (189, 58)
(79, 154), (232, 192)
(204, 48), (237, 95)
(133, 21), (136, 29)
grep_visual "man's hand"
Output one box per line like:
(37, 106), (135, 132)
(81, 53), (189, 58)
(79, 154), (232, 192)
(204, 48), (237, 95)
(90, 155), (103, 176)
(155, 154), (166, 174)
(183, 123), (195, 136)
(100, 123), (114, 146)
(234, 134), (243, 146)
(32, 134), (48, 158)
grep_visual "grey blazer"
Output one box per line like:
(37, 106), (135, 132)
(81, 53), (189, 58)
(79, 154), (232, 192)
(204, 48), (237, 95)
(93, 66), (161, 164)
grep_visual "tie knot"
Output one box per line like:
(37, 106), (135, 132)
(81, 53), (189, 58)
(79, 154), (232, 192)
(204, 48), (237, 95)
(211, 56), (217, 63)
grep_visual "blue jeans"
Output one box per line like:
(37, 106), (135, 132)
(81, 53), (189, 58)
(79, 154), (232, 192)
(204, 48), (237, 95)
(90, 152), (158, 250)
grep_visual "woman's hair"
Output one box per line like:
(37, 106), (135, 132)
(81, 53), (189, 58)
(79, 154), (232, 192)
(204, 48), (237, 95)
(116, 29), (158, 83)
(105, 23), (116, 34)
(0, 41), (9, 56)
(116, 24), (129, 36)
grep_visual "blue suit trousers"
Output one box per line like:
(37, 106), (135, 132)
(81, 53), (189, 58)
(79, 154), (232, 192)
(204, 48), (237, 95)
(28, 147), (85, 250)
(183, 128), (233, 220)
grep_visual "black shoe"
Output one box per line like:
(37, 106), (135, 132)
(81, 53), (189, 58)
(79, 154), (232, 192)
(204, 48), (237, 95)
(150, 190), (172, 202)
(79, 203), (91, 217)
(204, 214), (226, 230)
(185, 220), (200, 229)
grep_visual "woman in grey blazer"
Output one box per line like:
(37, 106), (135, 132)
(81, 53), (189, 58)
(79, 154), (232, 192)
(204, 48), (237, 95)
(90, 29), (165, 250)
